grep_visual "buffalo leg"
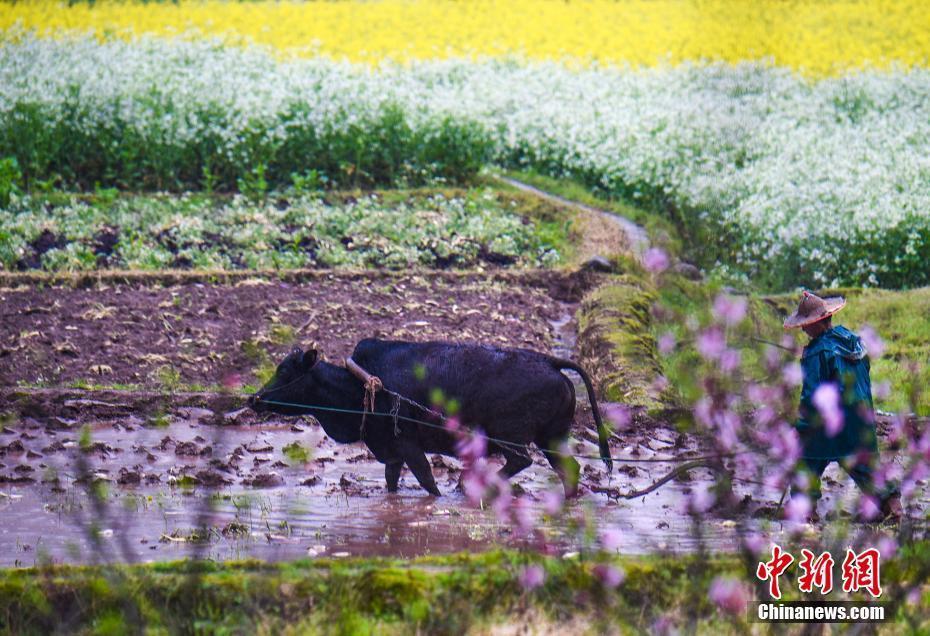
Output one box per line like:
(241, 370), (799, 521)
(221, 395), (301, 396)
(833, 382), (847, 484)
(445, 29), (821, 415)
(541, 446), (580, 498)
(498, 447), (533, 479)
(397, 439), (440, 496)
(385, 461), (403, 492)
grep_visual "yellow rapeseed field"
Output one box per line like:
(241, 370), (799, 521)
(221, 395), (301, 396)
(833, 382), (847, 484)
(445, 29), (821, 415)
(2, 0), (930, 75)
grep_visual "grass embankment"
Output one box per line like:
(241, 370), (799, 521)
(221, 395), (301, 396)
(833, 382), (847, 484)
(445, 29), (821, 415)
(1, 548), (927, 634)
(575, 265), (786, 411)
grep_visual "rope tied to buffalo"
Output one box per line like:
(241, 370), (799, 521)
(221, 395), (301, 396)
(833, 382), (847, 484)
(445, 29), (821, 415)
(360, 375), (382, 438)
(348, 356), (441, 439)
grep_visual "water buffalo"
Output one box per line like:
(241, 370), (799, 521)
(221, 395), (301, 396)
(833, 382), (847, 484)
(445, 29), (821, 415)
(248, 338), (611, 496)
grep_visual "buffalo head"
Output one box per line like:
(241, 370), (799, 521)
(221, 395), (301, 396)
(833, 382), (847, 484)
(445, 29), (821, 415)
(248, 347), (319, 414)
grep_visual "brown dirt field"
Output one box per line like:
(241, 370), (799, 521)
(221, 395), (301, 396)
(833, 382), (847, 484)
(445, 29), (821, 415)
(0, 270), (601, 389)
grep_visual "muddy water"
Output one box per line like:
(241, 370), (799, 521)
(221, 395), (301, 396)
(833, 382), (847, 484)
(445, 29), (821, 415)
(0, 405), (911, 566)
(0, 411), (717, 567)
(0, 305), (914, 566)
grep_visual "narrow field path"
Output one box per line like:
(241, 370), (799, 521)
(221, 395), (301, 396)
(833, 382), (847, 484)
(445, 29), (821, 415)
(493, 175), (651, 259)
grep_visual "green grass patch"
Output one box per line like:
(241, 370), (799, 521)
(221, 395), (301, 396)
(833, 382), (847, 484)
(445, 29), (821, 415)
(282, 441), (311, 465)
(1, 547), (927, 634)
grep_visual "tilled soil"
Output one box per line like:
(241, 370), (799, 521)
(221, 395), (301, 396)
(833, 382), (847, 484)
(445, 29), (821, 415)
(0, 271), (590, 388)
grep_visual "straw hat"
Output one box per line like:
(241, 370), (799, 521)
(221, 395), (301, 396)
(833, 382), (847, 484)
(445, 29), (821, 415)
(783, 291), (846, 329)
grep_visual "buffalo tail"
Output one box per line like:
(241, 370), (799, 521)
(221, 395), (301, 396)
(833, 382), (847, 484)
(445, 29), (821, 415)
(549, 356), (613, 473)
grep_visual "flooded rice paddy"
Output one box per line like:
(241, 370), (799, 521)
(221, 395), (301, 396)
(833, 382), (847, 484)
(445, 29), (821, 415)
(0, 272), (916, 566)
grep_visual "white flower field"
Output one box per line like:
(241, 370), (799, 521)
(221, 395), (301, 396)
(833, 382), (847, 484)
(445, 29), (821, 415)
(2, 35), (929, 288)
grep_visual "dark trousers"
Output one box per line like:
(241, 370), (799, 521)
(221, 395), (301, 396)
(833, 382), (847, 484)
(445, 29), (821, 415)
(792, 455), (897, 503)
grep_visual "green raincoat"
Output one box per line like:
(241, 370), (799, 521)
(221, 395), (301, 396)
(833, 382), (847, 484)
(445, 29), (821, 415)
(796, 325), (877, 461)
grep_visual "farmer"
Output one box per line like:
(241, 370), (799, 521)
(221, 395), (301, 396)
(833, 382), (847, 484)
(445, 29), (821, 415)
(784, 291), (901, 522)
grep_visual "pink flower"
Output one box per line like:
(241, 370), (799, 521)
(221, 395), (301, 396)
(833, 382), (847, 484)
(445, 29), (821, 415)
(712, 294), (748, 326)
(858, 495), (881, 521)
(512, 496), (537, 534)
(872, 463), (891, 491)
(753, 405), (776, 427)
(765, 473), (786, 491)
(456, 431), (487, 465)
(764, 346), (783, 371)
(604, 403), (632, 432)
(593, 564), (626, 588)
(877, 536), (898, 558)
(742, 532), (766, 556)
(784, 494), (812, 522)
(651, 615), (677, 636)
(791, 470), (811, 492)
(492, 489), (514, 523)
(687, 484), (715, 513)
(694, 398), (713, 428)
(719, 348), (742, 373)
(697, 327), (726, 360)
(765, 423), (801, 464)
(782, 362), (803, 386)
(887, 413), (906, 444)
(708, 576), (750, 615)
(906, 460), (930, 495)
(860, 325), (886, 358)
(812, 383), (844, 437)
(734, 452), (758, 475)
(541, 489), (564, 515)
(714, 410), (740, 451)
(650, 375), (669, 396)
(658, 331), (677, 355)
(901, 477), (918, 499)
(519, 564), (545, 590)
(746, 383), (767, 403)
(884, 462), (903, 484)
(599, 526), (623, 552)
(462, 470), (487, 505)
(643, 247), (669, 273)
(444, 416), (461, 433)
(874, 381), (891, 400)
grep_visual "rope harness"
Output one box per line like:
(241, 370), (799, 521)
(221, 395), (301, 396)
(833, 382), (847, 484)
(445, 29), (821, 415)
(343, 356), (531, 459)
(346, 356), (445, 439)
